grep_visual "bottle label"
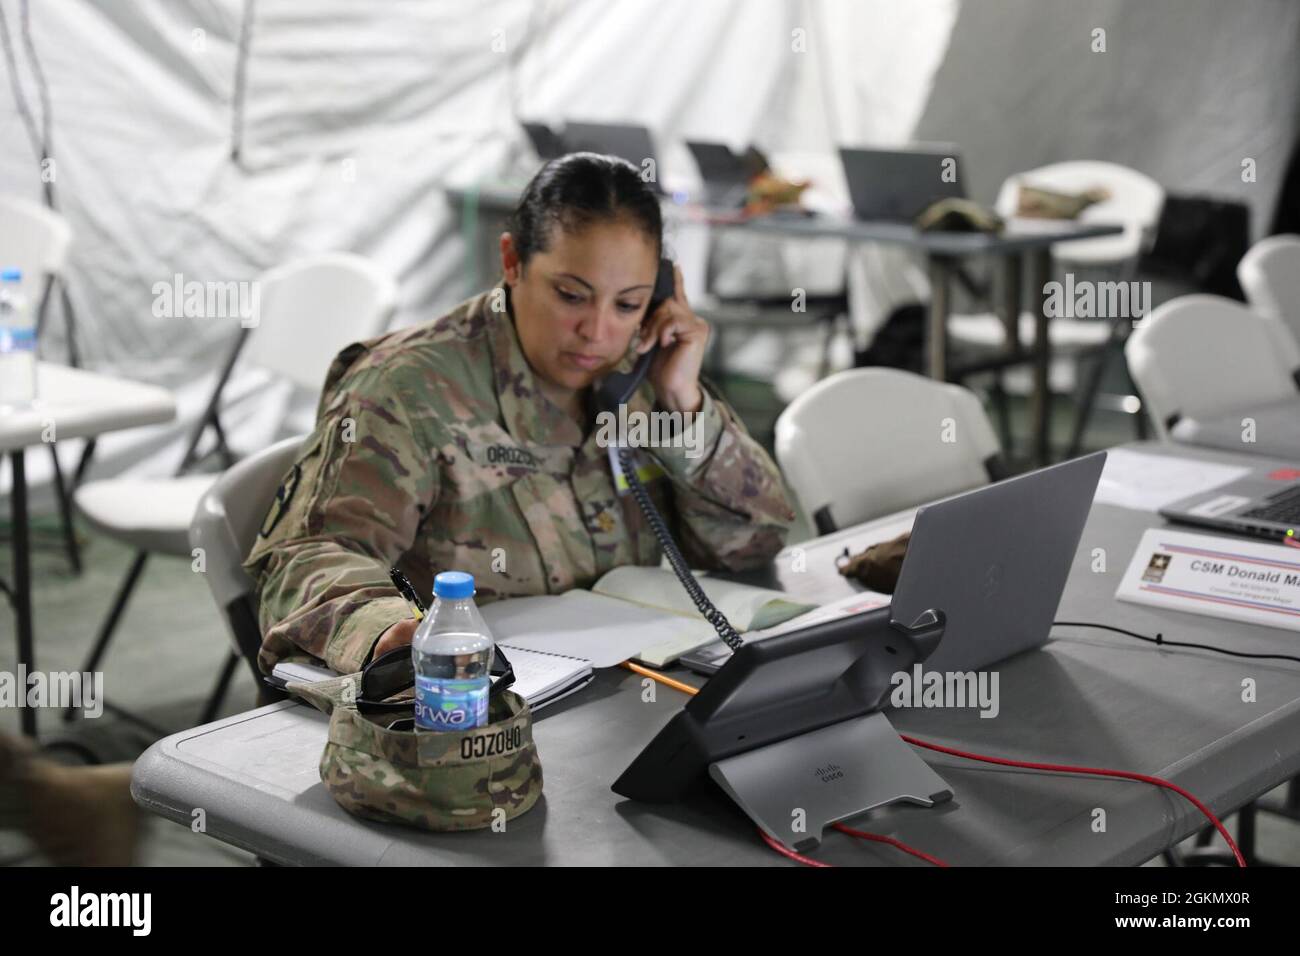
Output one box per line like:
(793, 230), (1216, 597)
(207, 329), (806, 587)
(0, 327), (36, 352)
(414, 675), (489, 731)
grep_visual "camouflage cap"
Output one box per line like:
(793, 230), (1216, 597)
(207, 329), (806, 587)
(288, 672), (543, 831)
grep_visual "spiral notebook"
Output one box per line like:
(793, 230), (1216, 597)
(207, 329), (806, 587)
(268, 645), (593, 713)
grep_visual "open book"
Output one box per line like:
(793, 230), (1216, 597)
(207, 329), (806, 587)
(479, 566), (817, 668)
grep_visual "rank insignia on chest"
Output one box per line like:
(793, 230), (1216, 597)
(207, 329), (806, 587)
(606, 444), (666, 495)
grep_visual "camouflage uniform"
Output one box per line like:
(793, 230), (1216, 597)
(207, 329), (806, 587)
(245, 284), (796, 675)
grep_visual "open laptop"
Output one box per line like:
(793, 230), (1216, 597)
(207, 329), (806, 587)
(839, 145), (966, 223)
(1160, 461), (1300, 543)
(682, 451), (1107, 675)
(685, 140), (763, 208)
(521, 120), (567, 161)
(562, 121), (664, 193)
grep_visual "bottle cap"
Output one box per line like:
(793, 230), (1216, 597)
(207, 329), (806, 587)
(433, 571), (475, 600)
(1, 268), (21, 282)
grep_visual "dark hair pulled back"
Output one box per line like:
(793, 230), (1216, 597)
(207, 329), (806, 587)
(506, 152), (663, 269)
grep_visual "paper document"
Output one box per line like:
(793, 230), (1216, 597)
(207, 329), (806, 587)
(480, 567), (817, 668)
(481, 591), (715, 668)
(744, 589), (892, 642)
(1093, 448), (1250, 512)
(1116, 528), (1300, 631)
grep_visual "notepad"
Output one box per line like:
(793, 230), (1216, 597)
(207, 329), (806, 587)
(495, 645), (594, 710)
(269, 646), (593, 713)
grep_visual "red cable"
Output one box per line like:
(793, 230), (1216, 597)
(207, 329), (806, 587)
(663, 669), (1242, 867)
(757, 827), (832, 866)
(898, 734), (1246, 868)
(832, 821), (951, 867)
(755, 736), (1245, 868)
(757, 822), (950, 867)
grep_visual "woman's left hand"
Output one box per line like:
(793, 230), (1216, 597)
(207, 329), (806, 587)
(635, 263), (710, 414)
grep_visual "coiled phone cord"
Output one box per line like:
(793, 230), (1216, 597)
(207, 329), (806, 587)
(617, 445), (745, 652)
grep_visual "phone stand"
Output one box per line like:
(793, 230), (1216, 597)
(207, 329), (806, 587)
(708, 712), (952, 853)
(612, 602), (954, 854)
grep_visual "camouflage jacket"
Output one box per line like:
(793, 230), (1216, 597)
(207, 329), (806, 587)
(244, 285), (797, 675)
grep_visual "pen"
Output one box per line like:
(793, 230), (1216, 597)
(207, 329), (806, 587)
(388, 567), (426, 620)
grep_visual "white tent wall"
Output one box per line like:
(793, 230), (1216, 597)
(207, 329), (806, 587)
(1, 0), (960, 503)
(6, 1), (1295, 503)
(913, 0), (1300, 241)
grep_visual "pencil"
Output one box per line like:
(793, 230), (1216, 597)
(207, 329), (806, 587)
(621, 660), (700, 696)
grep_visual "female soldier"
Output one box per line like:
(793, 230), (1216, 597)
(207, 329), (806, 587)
(246, 152), (796, 674)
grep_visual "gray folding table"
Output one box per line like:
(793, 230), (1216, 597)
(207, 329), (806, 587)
(132, 441), (1300, 865)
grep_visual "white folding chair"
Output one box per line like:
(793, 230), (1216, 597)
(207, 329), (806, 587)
(775, 367), (1003, 533)
(948, 162), (1164, 456)
(189, 435), (306, 722)
(1124, 294), (1300, 441)
(0, 195), (72, 319)
(1237, 234), (1300, 351)
(66, 253), (396, 726)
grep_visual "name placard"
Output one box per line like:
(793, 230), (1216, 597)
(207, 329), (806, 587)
(1116, 529), (1300, 631)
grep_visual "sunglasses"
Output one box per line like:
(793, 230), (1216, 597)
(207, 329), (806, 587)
(355, 643), (517, 717)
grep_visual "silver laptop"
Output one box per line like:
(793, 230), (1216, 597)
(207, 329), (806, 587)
(682, 452), (1106, 675)
(891, 451), (1105, 672)
(563, 121), (663, 193)
(685, 140), (758, 208)
(839, 145), (966, 223)
(1160, 461), (1300, 543)
(521, 120), (566, 161)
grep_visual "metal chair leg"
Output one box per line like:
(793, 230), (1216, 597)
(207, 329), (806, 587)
(198, 652), (242, 726)
(1178, 802), (1281, 866)
(62, 550), (150, 721)
(48, 443), (82, 574)
(989, 374), (1014, 455)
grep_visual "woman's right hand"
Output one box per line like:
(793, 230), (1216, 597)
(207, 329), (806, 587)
(372, 617), (420, 661)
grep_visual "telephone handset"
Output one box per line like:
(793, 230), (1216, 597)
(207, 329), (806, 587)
(594, 257), (675, 413)
(595, 258), (746, 653)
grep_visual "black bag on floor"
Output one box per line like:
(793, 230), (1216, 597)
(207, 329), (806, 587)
(854, 301), (926, 373)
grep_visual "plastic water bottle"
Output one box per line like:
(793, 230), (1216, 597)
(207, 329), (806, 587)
(413, 571), (496, 732)
(0, 268), (37, 410)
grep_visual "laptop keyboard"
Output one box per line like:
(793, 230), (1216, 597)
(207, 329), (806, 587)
(1241, 485), (1300, 526)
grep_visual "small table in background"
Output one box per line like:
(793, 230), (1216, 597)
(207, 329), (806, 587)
(1, 363), (175, 736)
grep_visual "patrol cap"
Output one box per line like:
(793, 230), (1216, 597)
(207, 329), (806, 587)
(287, 670), (543, 832)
